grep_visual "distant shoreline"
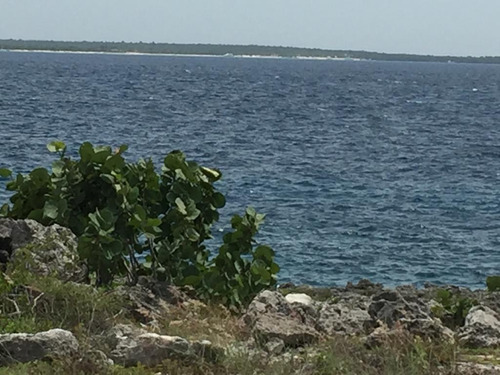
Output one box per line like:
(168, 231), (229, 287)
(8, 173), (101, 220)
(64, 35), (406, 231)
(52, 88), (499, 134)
(0, 48), (362, 62)
(1, 39), (499, 64)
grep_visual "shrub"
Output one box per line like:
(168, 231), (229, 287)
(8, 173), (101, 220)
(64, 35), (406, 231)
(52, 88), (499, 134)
(0, 141), (278, 308)
(432, 289), (477, 328)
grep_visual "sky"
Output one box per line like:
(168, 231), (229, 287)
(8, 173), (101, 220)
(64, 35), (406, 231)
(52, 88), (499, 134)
(1, 0), (499, 57)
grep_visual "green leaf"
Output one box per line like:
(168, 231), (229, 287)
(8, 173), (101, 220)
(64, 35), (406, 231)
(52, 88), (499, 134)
(246, 206), (256, 217)
(200, 166), (221, 181)
(254, 245), (275, 261)
(47, 140), (66, 153)
(186, 227), (200, 242)
(213, 192), (226, 208)
(175, 198), (187, 214)
(0, 168), (12, 178)
(79, 142), (94, 162)
(43, 201), (59, 220)
(29, 168), (50, 186)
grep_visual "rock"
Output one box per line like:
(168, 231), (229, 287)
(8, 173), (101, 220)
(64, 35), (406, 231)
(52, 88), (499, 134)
(345, 279), (384, 296)
(456, 361), (500, 375)
(0, 329), (79, 365)
(136, 276), (191, 305)
(285, 293), (313, 306)
(110, 332), (191, 367)
(243, 290), (292, 328)
(252, 312), (320, 347)
(364, 324), (395, 348)
(192, 340), (223, 362)
(243, 290), (321, 347)
(264, 338), (285, 355)
(114, 285), (171, 324)
(316, 302), (371, 335)
(400, 318), (455, 344)
(0, 218), (87, 282)
(107, 324), (221, 367)
(459, 306), (500, 348)
(368, 289), (430, 328)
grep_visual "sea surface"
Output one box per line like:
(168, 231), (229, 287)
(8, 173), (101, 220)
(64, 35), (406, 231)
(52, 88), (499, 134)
(1, 51), (500, 289)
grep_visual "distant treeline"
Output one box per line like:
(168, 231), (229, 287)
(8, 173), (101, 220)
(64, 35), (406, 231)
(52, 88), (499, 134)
(1, 39), (500, 64)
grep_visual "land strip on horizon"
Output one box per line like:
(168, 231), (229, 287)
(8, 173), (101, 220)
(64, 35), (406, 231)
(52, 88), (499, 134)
(1, 39), (500, 64)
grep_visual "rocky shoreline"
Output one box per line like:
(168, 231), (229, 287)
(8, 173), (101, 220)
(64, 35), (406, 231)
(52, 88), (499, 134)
(2, 218), (500, 374)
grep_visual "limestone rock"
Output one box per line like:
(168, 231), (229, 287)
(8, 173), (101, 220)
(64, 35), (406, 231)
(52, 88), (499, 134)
(107, 324), (221, 367)
(400, 318), (455, 344)
(456, 361), (500, 375)
(285, 293), (313, 306)
(316, 302), (371, 335)
(0, 329), (79, 365)
(0, 218), (86, 282)
(368, 289), (430, 328)
(110, 332), (191, 367)
(458, 306), (500, 348)
(264, 338), (285, 355)
(243, 291), (320, 347)
(252, 312), (320, 347)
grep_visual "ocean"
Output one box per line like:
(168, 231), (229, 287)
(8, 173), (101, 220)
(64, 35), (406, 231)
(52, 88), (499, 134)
(1, 51), (500, 289)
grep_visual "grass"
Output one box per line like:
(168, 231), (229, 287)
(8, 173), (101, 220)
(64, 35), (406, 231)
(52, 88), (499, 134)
(1, 271), (497, 374)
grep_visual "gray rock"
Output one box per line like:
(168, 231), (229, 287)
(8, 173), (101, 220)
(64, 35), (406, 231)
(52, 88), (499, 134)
(114, 285), (171, 323)
(368, 289), (430, 328)
(110, 332), (191, 367)
(243, 290), (292, 327)
(459, 306), (500, 348)
(456, 361), (500, 375)
(316, 302), (371, 335)
(243, 291), (321, 347)
(400, 318), (455, 344)
(264, 338), (285, 355)
(0, 218), (86, 282)
(0, 329), (79, 365)
(252, 312), (320, 347)
(107, 324), (220, 367)
(285, 293), (313, 306)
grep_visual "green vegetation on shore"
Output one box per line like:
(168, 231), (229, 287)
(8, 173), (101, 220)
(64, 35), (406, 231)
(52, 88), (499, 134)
(0, 141), (278, 309)
(1, 39), (500, 64)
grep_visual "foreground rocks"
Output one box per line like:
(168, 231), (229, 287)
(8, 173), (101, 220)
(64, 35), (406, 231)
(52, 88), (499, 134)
(0, 329), (79, 365)
(107, 324), (222, 367)
(0, 218), (86, 282)
(459, 306), (500, 348)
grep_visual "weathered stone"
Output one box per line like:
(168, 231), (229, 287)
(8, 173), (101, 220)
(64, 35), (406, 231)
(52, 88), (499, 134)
(316, 302), (371, 335)
(110, 332), (191, 367)
(252, 312), (320, 347)
(345, 279), (384, 296)
(243, 290), (292, 327)
(458, 306), (500, 348)
(0, 218), (86, 282)
(114, 285), (171, 323)
(192, 339), (223, 362)
(0, 329), (79, 365)
(400, 318), (455, 344)
(363, 324), (401, 349)
(264, 338), (285, 355)
(107, 324), (221, 367)
(456, 361), (500, 375)
(368, 290), (430, 328)
(285, 293), (313, 306)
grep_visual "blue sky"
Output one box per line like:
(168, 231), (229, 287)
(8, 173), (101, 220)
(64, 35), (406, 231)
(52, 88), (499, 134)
(1, 0), (499, 56)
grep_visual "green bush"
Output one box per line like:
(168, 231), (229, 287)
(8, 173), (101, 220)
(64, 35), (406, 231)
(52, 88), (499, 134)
(432, 289), (477, 328)
(0, 141), (278, 308)
(486, 276), (500, 292)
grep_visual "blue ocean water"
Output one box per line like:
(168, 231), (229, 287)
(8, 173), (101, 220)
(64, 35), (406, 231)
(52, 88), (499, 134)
(1, 51), (500, 289)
